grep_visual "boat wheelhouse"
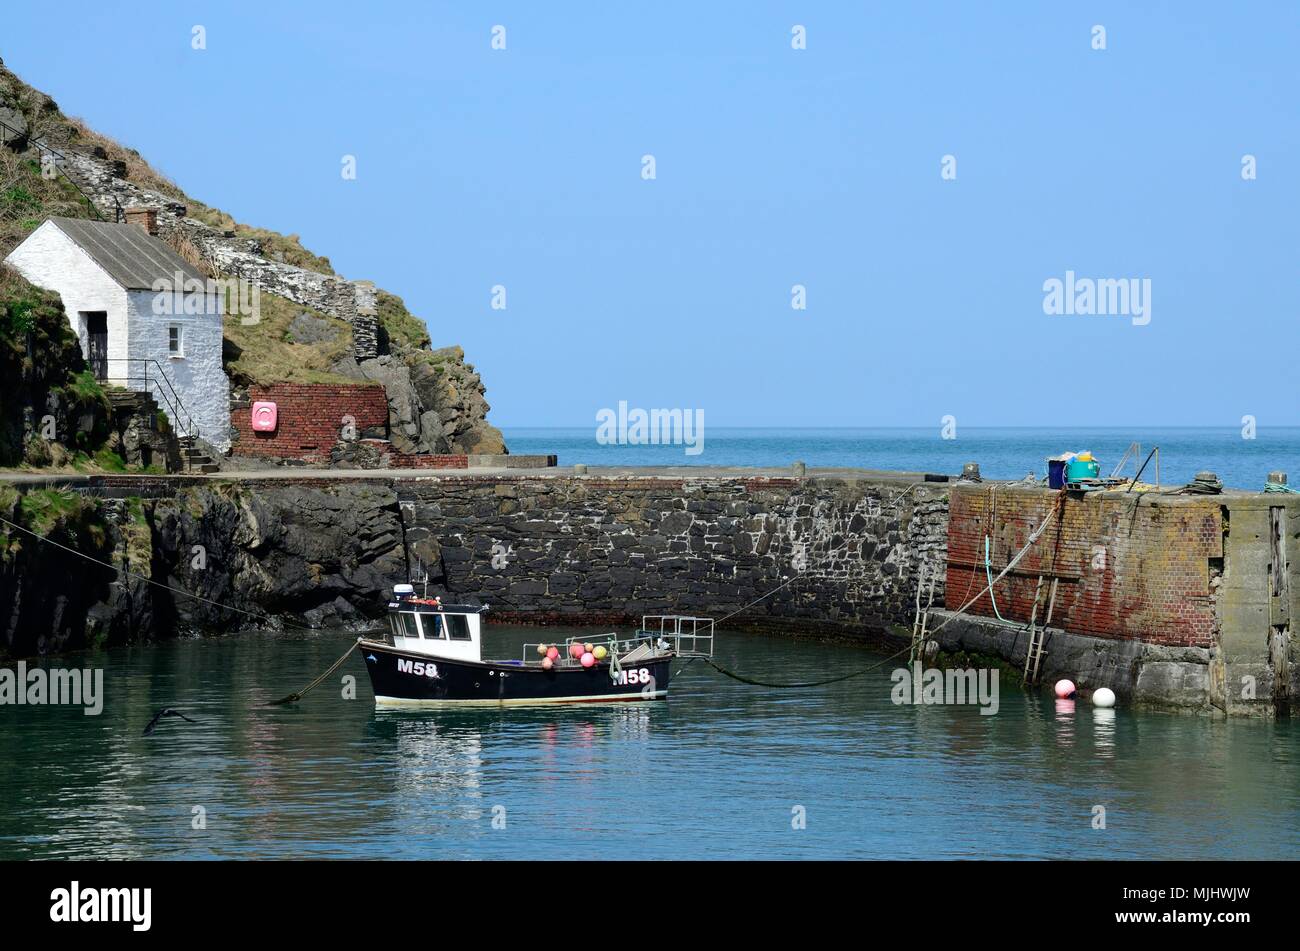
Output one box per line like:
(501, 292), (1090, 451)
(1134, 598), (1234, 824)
(357, 584), (714, 707)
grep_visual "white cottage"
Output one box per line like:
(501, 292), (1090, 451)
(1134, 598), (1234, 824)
(4, 213), (231, 451)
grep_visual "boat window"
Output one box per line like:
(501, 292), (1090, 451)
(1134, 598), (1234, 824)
(399, 613), (420, 638)
(444, 614), (473, 641)
(389, 615), (402, 638)
(420, 613), (444, 639)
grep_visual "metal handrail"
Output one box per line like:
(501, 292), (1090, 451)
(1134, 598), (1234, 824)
(0, 117), (124, 223)
(99, 357), (199, 443)
(519, 621), (714, 667)
(641, 615), (715, 658)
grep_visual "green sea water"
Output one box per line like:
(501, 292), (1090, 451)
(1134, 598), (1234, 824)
(2, 626), (1296, 860)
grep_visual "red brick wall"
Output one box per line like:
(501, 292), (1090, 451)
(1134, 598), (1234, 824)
(231, 383), (389, 462)
(945, 484), (1223, 648)
(360, 440), (468, 469)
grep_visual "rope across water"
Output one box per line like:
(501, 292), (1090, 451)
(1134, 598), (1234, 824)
(700, 645), (912, 689)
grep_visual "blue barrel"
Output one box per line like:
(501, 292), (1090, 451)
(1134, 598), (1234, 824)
(1047, 458), (1067, 489)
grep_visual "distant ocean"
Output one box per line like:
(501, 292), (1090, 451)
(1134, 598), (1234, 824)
(502, 427), (1300, 491)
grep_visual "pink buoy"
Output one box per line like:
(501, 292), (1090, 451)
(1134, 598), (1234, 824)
(541, 657), (554, 670)
(1055, 679), (1076, 699)
(569, 642), (585, 659)
(580, 652), (595, 668)
(546, 646), (559, 660)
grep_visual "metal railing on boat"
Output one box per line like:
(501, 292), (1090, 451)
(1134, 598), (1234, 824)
(520, 615), (715, 667)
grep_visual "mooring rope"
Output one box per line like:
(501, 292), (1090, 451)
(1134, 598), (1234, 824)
(268, 639), (361, 706)
(0, 512), (315, 630)
(926, 490), (1065, 639)
(701, 489), (1063, 689)
(984, 534), (1008, 622)
(701, 644), (912, 689)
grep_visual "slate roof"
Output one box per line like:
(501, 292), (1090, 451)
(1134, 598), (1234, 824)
(46, 216), (207, 291)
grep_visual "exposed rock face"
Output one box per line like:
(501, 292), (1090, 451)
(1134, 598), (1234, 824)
(0, 104), (26, 144)
(355, 356), (420, 452)
(409, 347), (506, 455)
(105, 390), (182, 472)
(0, 491), (140, 657)
(147, 483), (407, 633)
(287, 312), (341, 345)
(354, 347), (506, 456)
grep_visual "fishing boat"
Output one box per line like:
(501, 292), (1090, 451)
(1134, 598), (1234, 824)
(357, 584), (715, 707)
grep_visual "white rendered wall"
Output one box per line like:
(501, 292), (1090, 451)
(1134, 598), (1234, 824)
(125, 288), (230, 452)
(3, 221), (128, 379)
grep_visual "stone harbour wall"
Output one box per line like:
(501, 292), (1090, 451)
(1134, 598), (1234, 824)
(5, 467), (1298, 717)
(398, 474), (950, 638)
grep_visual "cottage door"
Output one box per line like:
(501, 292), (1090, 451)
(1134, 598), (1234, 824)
(86, 312), (108, 380)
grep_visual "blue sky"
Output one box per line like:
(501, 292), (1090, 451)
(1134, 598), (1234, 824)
(4, 2), (1297, 427)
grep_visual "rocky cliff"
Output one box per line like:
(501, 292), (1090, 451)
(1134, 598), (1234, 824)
(0, 55), (506, 460)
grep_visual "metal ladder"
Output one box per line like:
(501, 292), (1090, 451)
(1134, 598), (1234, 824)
(1023, 575), (1059, 684)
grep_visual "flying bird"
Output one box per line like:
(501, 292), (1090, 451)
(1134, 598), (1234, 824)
(143, 708), (197, 736)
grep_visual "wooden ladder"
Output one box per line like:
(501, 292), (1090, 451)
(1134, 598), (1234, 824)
(909, 564), (938, 667)
(1022, 575), (1059, 685)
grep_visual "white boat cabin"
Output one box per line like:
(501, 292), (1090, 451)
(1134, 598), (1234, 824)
(387, 585), (487, 663)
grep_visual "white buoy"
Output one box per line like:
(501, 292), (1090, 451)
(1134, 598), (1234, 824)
(1092, 687), (1116, 708)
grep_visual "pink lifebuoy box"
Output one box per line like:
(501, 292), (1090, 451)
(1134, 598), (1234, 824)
(251, 401), (278, 432)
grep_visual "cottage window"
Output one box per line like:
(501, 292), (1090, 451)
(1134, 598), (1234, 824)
(167, 324), (184, 357)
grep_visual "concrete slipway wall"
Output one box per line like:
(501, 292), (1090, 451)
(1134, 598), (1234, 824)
(6, 468), (1297, 718)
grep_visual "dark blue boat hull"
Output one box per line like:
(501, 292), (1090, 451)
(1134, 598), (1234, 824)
(359, 640), (673, 706)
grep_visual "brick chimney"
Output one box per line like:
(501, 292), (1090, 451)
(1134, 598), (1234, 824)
(123, 207), (159, 236)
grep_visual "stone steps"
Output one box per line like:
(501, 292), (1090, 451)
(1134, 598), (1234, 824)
(178, 435), (219, 474)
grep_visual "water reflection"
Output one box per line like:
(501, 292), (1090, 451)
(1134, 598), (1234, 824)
(0, 627), (1296, 859)
(1091, 708), (1117, 757)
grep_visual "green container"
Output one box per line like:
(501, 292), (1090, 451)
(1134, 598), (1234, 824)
(1067, 458), (1100, 482)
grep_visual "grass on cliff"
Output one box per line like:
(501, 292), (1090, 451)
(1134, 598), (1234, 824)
(0, 486), (108, 568)
(0, 147), (92, 258)
(376, 290), (431, 350)
(2, 61), (333, 275)
(0, 267), (114, 466)
(222, 289), (360, 386)
(4, 486), (100, 540)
